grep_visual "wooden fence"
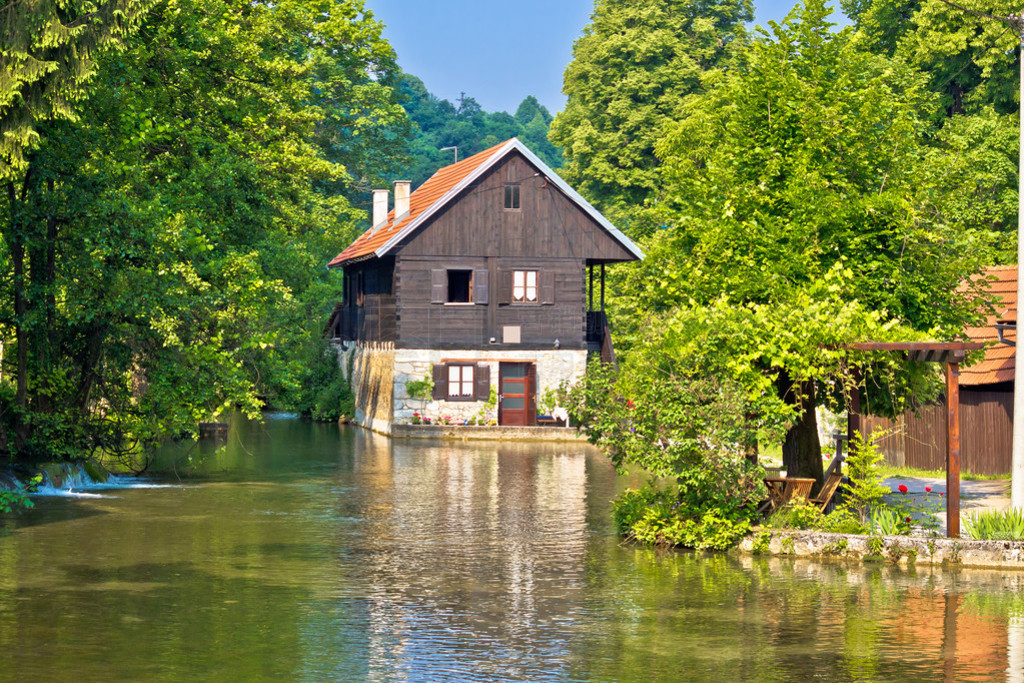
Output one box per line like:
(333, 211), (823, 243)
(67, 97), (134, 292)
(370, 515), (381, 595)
(860, 388), (1012, 475)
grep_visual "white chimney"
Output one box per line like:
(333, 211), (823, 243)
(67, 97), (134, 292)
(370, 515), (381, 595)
(394, 180), (411, 222)
(371, 189), (388, 228)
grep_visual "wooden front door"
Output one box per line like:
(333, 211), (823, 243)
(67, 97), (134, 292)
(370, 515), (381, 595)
(498, 362), (535, 426)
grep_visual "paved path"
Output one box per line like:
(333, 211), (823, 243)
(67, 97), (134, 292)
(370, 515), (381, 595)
(881, 476), (1010, 535)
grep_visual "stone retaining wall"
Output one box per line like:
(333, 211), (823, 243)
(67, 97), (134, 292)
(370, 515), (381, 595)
(345, 342), (395, 434)
(738, 529), (1024, 569)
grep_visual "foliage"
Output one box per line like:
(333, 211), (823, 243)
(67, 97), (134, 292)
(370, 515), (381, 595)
(822, 538), (849, 555)
(396, 76), (562, 187)
(549, 0), (752, 230)
(752, 531), (772, 555)
(817, 507), (869, 535)
(867, 535), (885, 557)
(963, 508), (1024, 541)
(0, 0), (155, 180)
(848, 0), (1020, 115)
(574, 356), (766, 551)
(840, 432), (890, 523)
(405, 374), (434, 401)
(0, 0), (410, 461)
(0, 475), (39, 514)
(766, 502), (823, 530)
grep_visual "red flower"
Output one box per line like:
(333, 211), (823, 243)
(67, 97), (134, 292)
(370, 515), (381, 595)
(898, 484), (908, 494)
(925, 486), (932, 493)
(939, 492), (944, 497)
(626, 399), (634, 409)
(905, 516), (912, 523)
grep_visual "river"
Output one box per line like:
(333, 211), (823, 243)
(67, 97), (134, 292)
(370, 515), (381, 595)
(0, 414), (1022, 681)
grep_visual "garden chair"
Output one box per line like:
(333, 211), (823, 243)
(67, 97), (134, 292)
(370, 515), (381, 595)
(810, 471), (843, 513)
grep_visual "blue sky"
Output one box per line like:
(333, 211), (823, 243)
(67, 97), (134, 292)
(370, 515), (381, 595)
(363, 0), (833, 115)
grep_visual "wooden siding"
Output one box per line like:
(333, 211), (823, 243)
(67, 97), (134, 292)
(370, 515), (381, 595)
(860, 386), (1012, 475)
(396, 255), (586, 348)
(337, 258), (397, 343)
(394, 153), (635, 262)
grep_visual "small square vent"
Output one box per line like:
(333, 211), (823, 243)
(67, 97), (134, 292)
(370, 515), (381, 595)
(503, 326), (521, 344)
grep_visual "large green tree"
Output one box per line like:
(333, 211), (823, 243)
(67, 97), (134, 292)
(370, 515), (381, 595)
(549, 0), (753, 232)
(0, 0), (409, 462)
(0, 0), (154, 181)
(616, 0), (987, 482)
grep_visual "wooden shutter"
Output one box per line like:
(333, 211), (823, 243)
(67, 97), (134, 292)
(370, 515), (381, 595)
(473, 268), (489, 305)
(431, 363), (447, 399)
(431, 269), (446, 304)
(474, 364), (491, 401)
(540, 270), (555, 305)
(498, 270), (512, 305)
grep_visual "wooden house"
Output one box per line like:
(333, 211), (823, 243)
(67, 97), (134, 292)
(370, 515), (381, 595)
(326, 138), (643, 432)
(861, 265), (1015, 475)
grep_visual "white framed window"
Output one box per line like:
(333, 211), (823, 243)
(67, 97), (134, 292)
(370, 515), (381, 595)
(512, 270), (538, 303)
(447, 364), (475, 399)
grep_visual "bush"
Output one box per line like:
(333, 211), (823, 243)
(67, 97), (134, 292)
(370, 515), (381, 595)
(766, 502), (822, 530)
(816, 507), (868, 535)
(612, 484), (754, 551)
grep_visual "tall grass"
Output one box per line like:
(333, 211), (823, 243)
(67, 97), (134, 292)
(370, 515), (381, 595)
(962, 508), (1024, 540)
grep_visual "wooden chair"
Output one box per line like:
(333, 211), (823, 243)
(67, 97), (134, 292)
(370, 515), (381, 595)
(810, 471), (843, 513)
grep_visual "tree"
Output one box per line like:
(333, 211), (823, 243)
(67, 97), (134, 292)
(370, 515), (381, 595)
(617, 0), (986, 482)
(846, 0), (1020, 115)
(394, 74), (563, 187)
(549, 0), (753, 232)
(0, 0), (410, 462)
(0, 0), (154, 181)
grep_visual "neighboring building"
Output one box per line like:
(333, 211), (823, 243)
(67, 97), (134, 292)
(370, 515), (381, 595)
(325, 138), (643, 433)
(863, 265), (1016, 475)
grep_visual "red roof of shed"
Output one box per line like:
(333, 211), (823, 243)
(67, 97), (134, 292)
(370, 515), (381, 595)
(962, 265), (1016, 386)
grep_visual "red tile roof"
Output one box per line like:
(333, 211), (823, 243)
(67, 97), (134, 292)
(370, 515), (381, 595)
(327, 140), (512, 268)
(962, 265), (1016, 386)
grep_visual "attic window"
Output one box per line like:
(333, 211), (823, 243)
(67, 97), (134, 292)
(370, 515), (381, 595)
(447, 270), (473, 303)
(504, 183), (520, 210)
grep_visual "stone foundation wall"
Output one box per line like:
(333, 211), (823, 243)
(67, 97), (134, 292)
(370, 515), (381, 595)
(343, 342), (395, 434)
(393, 348), (588, 426)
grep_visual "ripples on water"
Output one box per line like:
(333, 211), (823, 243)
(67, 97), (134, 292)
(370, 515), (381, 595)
(0, 414), (1022, 681)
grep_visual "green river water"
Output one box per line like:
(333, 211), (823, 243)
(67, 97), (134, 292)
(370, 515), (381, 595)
(1, 414), (1023, 681)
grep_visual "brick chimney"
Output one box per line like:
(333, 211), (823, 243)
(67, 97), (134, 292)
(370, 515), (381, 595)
(394, 180), (411, 222)
(371, 189), (388, 228)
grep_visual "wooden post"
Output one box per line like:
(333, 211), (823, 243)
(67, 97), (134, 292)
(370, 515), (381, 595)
(600, 263), (606, 312)
(848, 366), (862, 447)
(946, 361), (961, 538)
(588, 265), (594, 311)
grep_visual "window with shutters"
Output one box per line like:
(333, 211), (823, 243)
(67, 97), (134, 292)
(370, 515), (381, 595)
(512, 270), (538, 303)
(432, 362), (490, 402)
(431, 268), (489, 305)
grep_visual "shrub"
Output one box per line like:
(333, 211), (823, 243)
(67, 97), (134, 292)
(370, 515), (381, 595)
(767, 502), (822, 530)
(405, 374), (434, 401)
(841, 431), (889, 524)
(816, 507), (868, 534)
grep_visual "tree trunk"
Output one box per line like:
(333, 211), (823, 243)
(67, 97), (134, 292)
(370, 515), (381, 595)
(6, 181), (28, 450)
(778, 372), (824, 487)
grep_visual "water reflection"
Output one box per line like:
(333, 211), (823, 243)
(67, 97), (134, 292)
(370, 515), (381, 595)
(0, 416), (1021, 680)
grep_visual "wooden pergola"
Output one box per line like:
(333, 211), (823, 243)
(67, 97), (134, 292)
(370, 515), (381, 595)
(847, 342), (985, 538)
